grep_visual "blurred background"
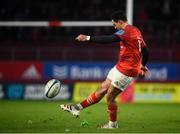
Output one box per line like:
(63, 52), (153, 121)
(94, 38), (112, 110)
(0, 0), (180, 103)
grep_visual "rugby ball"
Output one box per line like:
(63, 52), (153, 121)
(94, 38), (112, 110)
(44, 79), (61, 98)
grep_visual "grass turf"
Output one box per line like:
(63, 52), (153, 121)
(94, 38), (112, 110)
(0, 100), (180, 133)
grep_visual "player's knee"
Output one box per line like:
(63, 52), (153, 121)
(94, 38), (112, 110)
(100, 81), (110, 94)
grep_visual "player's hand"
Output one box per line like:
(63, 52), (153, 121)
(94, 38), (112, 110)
(141, 65), (148, 72)
(75, 34), (89, 42)
(139, 65), (148, 77)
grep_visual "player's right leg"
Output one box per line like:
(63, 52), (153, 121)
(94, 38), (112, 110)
(99, 66), (134, 129)
(99, 85), (121, 129)
(60, 79), (111, 117)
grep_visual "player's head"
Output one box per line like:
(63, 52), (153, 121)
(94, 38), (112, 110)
(111, 10), (127, 30)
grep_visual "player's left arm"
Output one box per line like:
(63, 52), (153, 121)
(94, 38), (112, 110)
(75, 34), (121, 43)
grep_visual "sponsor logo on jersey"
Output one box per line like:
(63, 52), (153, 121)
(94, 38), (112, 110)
(115, 30), (124, 35)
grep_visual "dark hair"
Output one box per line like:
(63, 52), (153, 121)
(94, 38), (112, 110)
(111, 10), (127, 22)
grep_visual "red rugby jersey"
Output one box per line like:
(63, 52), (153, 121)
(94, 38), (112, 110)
(115, 25), (146, 77)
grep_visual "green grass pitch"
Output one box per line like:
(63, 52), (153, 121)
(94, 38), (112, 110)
(0, 100), (180, 133)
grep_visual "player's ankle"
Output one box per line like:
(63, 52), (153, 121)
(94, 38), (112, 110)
(74, 103), (83, 110)
(108, 121), (118, 127)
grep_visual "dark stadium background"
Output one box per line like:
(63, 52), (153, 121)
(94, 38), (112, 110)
(0, 0), (179, 62)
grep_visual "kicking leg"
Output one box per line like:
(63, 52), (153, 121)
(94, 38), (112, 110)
(75, 79), (111, 109)
(60, 79), (111, 117)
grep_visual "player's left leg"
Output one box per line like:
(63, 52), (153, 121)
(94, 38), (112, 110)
(60, 79), (111, 117)
(74, 79), (111, 110)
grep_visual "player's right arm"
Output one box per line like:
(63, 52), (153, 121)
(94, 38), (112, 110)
(75, 34), (121, 43)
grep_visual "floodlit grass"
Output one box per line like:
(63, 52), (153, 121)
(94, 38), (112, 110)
(0, 100), (180, 133)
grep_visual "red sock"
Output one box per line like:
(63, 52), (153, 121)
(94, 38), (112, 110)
(80, 92), (98, 108)
(108, 104), (118, 122)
